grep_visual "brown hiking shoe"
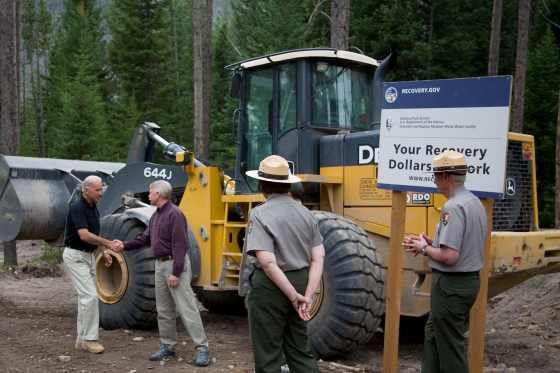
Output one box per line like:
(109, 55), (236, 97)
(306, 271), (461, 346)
(75, 342), (85, 350)
(82, 340), (104, 354)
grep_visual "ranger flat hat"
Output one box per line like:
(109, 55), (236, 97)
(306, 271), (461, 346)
(246, 155), (301, 183)
(429, 150), (468, 174)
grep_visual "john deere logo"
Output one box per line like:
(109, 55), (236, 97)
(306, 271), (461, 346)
(506, 178), (515, 196)
(385, 87), (397, 103)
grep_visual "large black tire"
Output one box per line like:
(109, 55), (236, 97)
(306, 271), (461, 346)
(195, 288), (247, 316)
(98, 214), (157, 329)
(308, 211), (386, 359)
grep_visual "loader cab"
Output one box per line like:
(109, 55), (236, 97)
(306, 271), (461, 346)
(228, 48), (383, 194)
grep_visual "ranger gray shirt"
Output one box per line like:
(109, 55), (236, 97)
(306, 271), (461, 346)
(430, 184), (486, 272)
(245, 193), (323, 271)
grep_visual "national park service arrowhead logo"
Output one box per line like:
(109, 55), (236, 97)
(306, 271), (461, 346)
(385, 116), (394, 131)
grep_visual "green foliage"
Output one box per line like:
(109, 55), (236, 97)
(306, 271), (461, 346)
(45, 0), (109, 159)
(17, 0), (560, 230)
(107, 0), (173, 114)
(52, 51), (111, 160)
(230, 0), (326, 59)
(161, 0), (195, 150)
(20, 0), (53, 157)
(107, 0), (195, 155)
(511, 342), (529, 350)
(523, 27), (560, 228)
(21, 0), (53, 57)
(210, 21), (238, 169)
(105, 91), (142, 162)
(40, 242), (64, 264)
(351, 0), (492, 81)
(19, 97), (41, 156)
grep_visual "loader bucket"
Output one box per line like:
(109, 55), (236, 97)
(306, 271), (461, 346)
(0, 155), (124, 244)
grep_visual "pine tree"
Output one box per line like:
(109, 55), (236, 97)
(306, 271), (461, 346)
(231, 0), (326, 59)
(107, 0), (197, 157)
(210, 21), (238, 169)
(107, 0), (173, 116)
(351, 0), (491, 81)
(45, 0), (107, 159)
(106, 90), (142, 162)
(20, 0), (52, 157)
(51, 27), (110, 160)
(523, 27), (560, 228)
(166, 0), (195, 149)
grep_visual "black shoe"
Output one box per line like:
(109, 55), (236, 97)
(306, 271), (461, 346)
(149, 345), (176, 361)
(194, 349), (211, 366)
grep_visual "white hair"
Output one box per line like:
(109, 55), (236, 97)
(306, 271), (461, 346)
(450, 174), (466, 183)
(83, 175), (102, 191)
(150, 180), (173, 199)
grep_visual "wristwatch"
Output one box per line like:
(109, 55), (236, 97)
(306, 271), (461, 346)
(420, 244), (428, 256)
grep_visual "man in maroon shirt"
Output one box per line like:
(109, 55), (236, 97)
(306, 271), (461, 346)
(112, 180), (210, 366)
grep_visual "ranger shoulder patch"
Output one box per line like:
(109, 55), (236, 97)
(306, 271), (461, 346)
(442, 212), (451, 226)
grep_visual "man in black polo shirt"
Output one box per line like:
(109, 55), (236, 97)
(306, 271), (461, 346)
(62, 175), (114, 354)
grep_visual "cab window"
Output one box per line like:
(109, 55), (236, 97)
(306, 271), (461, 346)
(242, 68), (274, 190)
(312, 65), (373, 130)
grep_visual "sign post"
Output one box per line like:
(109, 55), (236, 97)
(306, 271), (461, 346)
(378, 76), (512, 373)
(381, 190), (407, 373)
(467, 198), (494, 372)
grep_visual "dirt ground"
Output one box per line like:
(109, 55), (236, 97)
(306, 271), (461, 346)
(1, 242), (560, 373)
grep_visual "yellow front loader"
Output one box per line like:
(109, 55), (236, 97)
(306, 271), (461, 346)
(2, 49), (559, 359)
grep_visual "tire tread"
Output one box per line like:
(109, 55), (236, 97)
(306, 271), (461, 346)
(308, 211), (386, 358)
(99, 214), (158, 330)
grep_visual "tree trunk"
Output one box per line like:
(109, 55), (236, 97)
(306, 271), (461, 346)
(427, 4), (434, 76)
(16, 0), (21, 120)
(330, 0), (349, 50)
(2, 241), (18, 267)
(1, 0), (20, 267)
(22, 49), (26, 130)
(201, 0), (212, 161)
(1, 0), (21, 155)
(511, 0), (530, 133)
(556, 91), (560, 229)
(170, 0), (182, 143)
(34, 0), (45, 157)
(193, 0), (204, 159)
(30, 48), (42, 156)
(171, 0), (180, 98)
(488, 0), (503, 76)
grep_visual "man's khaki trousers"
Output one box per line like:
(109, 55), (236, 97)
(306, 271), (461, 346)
(155, 256), (208, 351)
(63, 248), (99, 342)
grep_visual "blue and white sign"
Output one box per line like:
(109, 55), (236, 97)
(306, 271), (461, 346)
(377, 76), (511, 199)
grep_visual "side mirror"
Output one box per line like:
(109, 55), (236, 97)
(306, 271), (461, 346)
(230, 70), (241, 99)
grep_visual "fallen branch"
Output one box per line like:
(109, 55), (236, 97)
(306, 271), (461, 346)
(329, 362), (364, 372)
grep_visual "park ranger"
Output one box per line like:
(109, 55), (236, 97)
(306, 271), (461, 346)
(402, 150), (486, 373)
(241, 155), (325, 373)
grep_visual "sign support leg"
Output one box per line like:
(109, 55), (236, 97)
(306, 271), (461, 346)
(467, 198), (494, 372)
(382, 190), (407, 373)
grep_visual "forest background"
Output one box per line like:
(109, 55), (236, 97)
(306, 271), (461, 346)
(0, 0), (559, 229)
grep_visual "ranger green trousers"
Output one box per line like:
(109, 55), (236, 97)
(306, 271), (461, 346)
(421, 271), (480, 373)
(247, 268), (319, 373)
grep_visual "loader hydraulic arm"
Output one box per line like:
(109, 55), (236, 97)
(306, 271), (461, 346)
(146, 127), (191, 165)
(126, 122), (192, 166)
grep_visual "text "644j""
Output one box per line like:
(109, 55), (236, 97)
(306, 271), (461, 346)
(144, 167), (173, 180)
